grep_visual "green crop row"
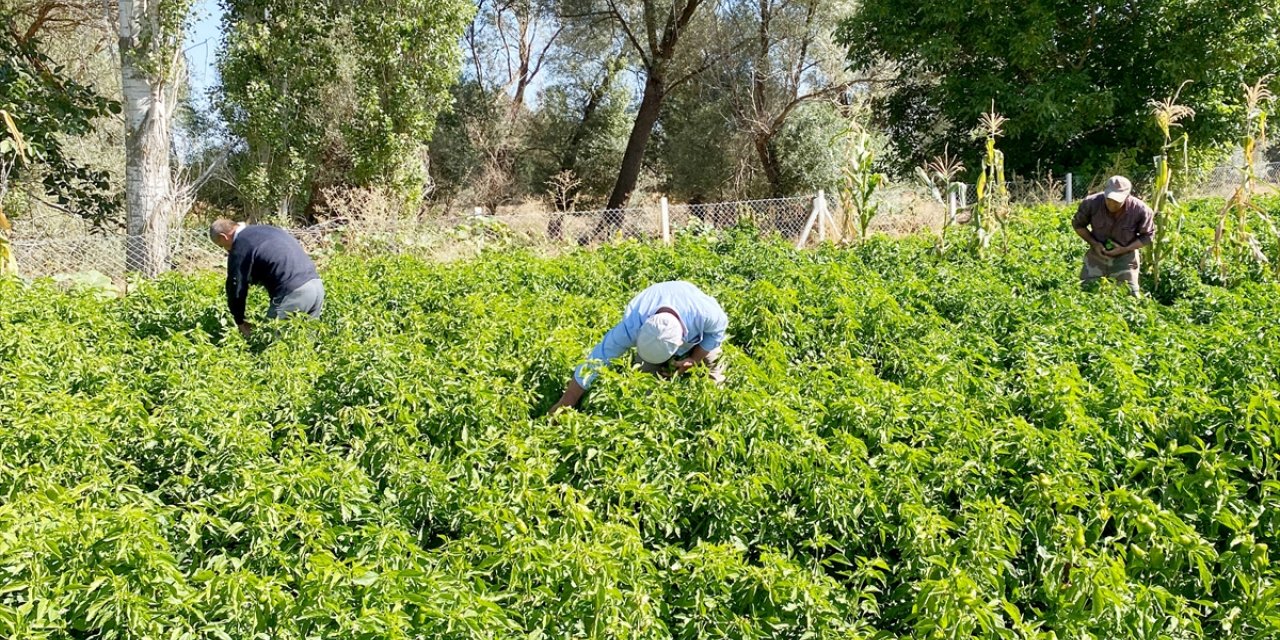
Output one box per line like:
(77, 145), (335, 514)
(2, 202), (1280, 638)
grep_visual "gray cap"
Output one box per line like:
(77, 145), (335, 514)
(1104, 175), (1132, 204)
(636, 313), (683, 364)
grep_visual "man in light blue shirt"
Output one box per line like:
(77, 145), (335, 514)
(549, 281), (729, 414)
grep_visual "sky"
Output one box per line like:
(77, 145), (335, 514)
(183, 0), (224, 112)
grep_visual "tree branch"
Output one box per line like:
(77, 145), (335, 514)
(606, 0), (651, 68)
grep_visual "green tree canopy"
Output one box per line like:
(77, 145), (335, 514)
(838, 0), (1280, 177)
(216, 0), (473, 220)
(0, 28), (120, 226)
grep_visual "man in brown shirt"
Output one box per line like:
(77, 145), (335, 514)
(1071, 175), (1155, 296)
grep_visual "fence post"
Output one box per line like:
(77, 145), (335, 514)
(817, 190), (827, 242)
(474, 206), (483, 216)
(1065, 173), (1073, 202)
(660, 197), (671, 245)
(1182, 137), (1189, 178)
(948, 187), (957, 222)
(818, 190), (836, 240)
(796, 192), (822, 249)
(959, 183), (968, 209)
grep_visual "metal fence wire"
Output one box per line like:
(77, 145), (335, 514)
(7, 197), (820, 281)
(8, 162), (1280, 282)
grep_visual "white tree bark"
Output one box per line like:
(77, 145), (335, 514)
(119, 0), (175, 276)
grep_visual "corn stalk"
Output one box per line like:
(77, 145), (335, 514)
(971, 105), (1008, 256)
(1211, 77), (1276, 282)
(1147, 84), (1194, 287)
(835, 126), (886, 242)
(915, 147), (965, 255)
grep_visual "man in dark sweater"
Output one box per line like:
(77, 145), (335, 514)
(209, 219), (324, 337)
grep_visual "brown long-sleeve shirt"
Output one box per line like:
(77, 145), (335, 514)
(1071, 193), (1156, 247)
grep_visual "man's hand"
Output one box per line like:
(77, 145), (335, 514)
(1075, 227), (1110, 258)
(237, 321), (254, 338)
(1103, 242), (1141, 258)
(673, 346), (711, 376)
(549, 379), (586, 418)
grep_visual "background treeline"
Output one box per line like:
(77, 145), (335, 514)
(2, 0), (1279, 228)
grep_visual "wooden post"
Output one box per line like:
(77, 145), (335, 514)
(795, 193), (822, 249)
(959, 183), (968, 209)
(660, 197), (671, 245)
(1065, 173), (1073, 202)
(817, 189), (827, 243)
(948, 187), (957, 222)
(818, 190), (836, 241)
(1182, 137), (1189, 178)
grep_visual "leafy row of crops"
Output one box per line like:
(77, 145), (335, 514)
(3, 202), (1280, 638)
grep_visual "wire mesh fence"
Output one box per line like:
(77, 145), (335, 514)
(7, 197), (820, 282)
(667, 197), (815, 240)
(7, 161), (1279, 282)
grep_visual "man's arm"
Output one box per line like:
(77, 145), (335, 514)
(677, 306), (727, 373)
(550, 318), (636, 414)
(1075, 226), (1105, 253)
(1103, 236), (1152, 257)
(674, 345), (712, 374)
(549, 379), (586, 415)
(226, 249), (253, 330)
(1071, 200), (1105, 252)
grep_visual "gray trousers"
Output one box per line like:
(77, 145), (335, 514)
(267, 278), (325, 319)
(1080, 250), (1140, 296)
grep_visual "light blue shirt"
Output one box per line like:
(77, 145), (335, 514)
(573, 281), (728, 389)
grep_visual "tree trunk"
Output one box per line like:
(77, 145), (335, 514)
(553, 60), (617, 211)
(591, 71), (665, 241)
(119, 0), (173, 277)
(752, 0), (783, 197)
(755, 133), (784, 197)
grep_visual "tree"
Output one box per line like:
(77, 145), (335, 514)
(655, 0), (861, 200)
(466, 0), (564, 123)
(450, 0), (565, 211)
(563, 0), (743, 238)
(217, 0), (473, 220)
(1, 9), (121, 232)
(838, 0), (1280, 176)
(736, 0), (859, 196)
(118, 0), (190, 275)
(525, 52), (631, 209)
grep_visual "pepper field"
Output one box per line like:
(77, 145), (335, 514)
(3, 202), (1280, 638)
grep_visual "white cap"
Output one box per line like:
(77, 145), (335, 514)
(1104, 175), (1132, 204)
(636, 313), (684, 364)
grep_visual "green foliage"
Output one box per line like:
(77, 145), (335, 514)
(650, 79), (742, 200)
(0, 30), (121, 226)
(124, 0), (196, 79)
(1147, 88), (1196, 291)
(837, 0), (1280, 175)
(5, 201), (1280, 636)
(654, 80), (740, 202)
(915, 148), (966, 254)
(773, 102), (851, 197)
(521, 76), (632, 207)
(424, 81), (501, 205)
(216, 0), (473, 219)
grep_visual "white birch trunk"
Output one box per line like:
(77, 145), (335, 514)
(119, 0), (174, 276)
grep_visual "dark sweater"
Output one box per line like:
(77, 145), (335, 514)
(225, 225), (319, 322)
